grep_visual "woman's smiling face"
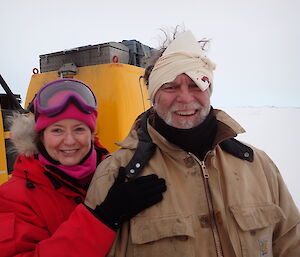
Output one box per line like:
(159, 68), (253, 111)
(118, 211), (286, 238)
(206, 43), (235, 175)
(41, 119), (92, 166)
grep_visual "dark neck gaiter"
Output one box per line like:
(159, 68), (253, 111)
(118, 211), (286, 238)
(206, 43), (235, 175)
(154, 107), (217, 160)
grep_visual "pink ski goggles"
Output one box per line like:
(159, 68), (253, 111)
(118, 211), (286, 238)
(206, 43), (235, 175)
(34, 79), (97, 117)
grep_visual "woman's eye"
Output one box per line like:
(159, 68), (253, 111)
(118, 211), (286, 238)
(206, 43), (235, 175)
(75, 127), (87, 132)
(51, 128), (62, 133)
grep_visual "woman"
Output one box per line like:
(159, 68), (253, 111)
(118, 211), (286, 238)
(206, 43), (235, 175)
(0, 79), (166, 257)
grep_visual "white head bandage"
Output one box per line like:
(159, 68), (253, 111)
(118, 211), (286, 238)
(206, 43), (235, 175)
(148, 31), (216, 103)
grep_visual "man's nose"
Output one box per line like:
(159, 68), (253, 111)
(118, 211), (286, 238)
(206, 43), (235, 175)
(177, 88), (194, 102)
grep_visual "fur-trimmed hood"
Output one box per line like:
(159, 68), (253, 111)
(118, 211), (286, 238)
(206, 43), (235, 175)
(9, 113), (38, 157)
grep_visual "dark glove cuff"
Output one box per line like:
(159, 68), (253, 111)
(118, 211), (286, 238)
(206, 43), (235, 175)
(84, 204), (120, 231)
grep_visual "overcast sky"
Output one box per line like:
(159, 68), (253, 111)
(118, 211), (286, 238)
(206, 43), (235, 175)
(1, 0), (299, 108)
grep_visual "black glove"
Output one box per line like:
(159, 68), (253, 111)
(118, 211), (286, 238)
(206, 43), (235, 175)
(93, 167), (167, 230)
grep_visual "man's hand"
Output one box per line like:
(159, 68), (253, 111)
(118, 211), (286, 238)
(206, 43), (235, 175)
(94, 167), (167, 230)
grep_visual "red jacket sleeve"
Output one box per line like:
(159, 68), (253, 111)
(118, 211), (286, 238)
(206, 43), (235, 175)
(0, 204), (116, 257)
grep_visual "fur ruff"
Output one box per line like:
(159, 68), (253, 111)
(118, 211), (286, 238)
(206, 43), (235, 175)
(9, 113), (38, 157)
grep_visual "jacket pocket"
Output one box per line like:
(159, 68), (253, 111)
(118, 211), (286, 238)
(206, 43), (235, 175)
(130, 215), (195, 257)
(0, 213), (15, 241)
(230, 203), (285, 257)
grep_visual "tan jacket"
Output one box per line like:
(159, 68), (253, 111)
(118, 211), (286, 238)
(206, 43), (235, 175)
(85, 109), (300, 257)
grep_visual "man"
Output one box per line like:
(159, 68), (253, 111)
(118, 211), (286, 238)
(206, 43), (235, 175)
(85, 31), (300, 257)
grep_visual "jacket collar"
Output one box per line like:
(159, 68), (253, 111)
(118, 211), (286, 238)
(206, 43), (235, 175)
(118, 108), (245, 152)
(12, 155), (86, 197)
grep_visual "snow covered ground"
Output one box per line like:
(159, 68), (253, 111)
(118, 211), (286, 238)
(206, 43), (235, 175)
(221, 107), (300, 209)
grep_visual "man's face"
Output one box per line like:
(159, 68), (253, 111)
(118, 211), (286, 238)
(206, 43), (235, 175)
(153, 73), (211, 129)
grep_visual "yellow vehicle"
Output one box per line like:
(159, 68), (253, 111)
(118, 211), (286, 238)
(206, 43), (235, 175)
(0, 106), (8, 184)
(0, 40), (152, 184)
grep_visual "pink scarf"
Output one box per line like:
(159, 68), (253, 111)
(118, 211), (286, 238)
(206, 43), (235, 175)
(38, 147), (97, 180)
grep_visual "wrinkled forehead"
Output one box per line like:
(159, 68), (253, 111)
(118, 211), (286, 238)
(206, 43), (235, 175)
(156, 71), (211, 93)
(159, 73), (192, 87)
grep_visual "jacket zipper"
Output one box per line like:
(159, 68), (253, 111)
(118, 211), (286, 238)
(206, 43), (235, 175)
(189, 152), (224, 257)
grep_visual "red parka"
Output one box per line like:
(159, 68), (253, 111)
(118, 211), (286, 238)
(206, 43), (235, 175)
(0, 152), (116, 257)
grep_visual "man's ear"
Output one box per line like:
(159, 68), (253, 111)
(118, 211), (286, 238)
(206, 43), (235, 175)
(152, 102), (158, 112)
